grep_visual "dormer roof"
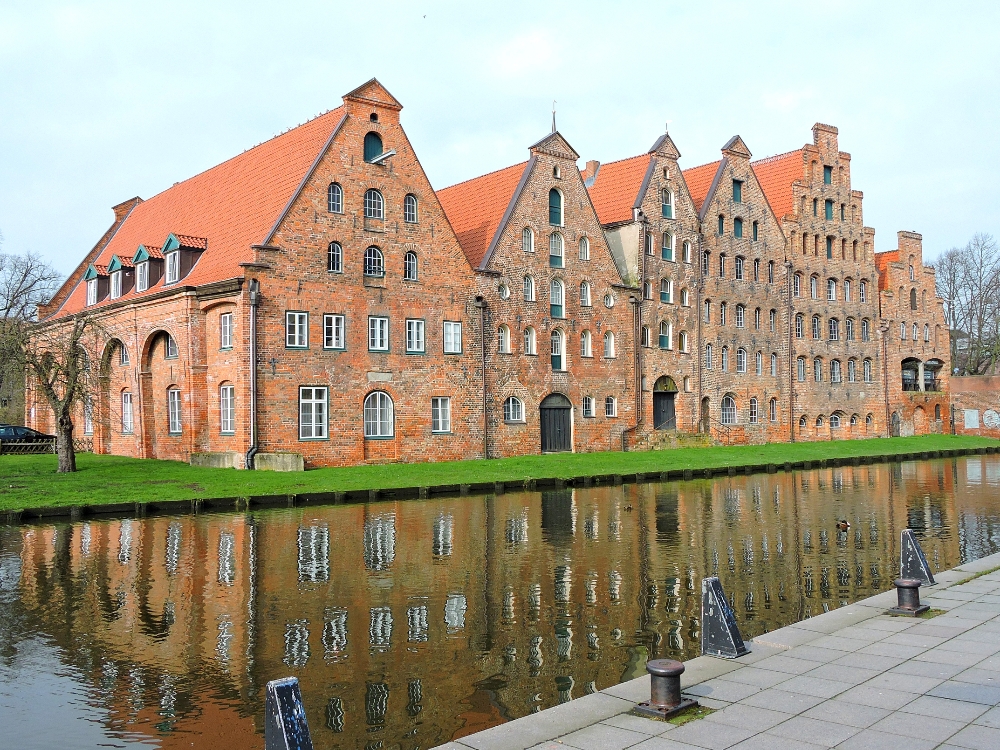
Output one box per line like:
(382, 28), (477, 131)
(106, 255), (133, 273)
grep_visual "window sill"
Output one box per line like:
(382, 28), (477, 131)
(364, 435), (395, 441)
(285, 346), (309, 350)
(431, 431), (453, 435)
(406, 350), (425, 355)
(220, 347), (233, 352)
(298, 436), (330, 441)
(323, 346), (346, 352)
(504, 420), (526, 425)
(368, 349), (390, 354)
(221, 431), (235, 436)
(444, 351), (463, 355)
(168, 431), (183, 437)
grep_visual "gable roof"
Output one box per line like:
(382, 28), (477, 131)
(585, 154), (650, 225)
(682, 160), (722, 214)
(437, 161), (530, 270)
(751, 149), (802, 220)
(48, 106), (346, 319)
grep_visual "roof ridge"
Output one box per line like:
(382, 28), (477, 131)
(438, 160), (528, 192)
(751, 148), (801, 165)
(593, 152), (649, 170)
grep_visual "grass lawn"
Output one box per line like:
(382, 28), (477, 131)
(1, 434), (997, 513)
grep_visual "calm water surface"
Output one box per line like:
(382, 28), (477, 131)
(2, 456), (1000, 749)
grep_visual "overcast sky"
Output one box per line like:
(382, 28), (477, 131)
(2, 1), (997, 275)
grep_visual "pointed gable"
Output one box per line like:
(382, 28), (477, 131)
(648, 132), (682, 159)
(586, 154), (651, 225)
(721, 135), (752, 159)
(751, 149), (803, 220)
(342, 78), (403, 111)
(682, 160), (723, 215)
(437, 162), (531, 269)
(529, 131), (579, 161)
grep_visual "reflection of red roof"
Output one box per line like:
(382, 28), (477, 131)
(751, 150), (802, 219)
(875, 250), (900, 291)
(586, 154), (649, 224)
(438, 161), (528, 269)
(49, 107), (345, 319)
(682, 160), (721, 213)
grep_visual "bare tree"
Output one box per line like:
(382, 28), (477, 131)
(936, 233), (1000, 375)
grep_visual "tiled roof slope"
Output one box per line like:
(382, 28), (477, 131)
(437, 161), (528, 269)
(49, 107), (345, 319)
(874, 250), (899, 291)
(586, 154), (649, 225)
(682, 160), (722, 214)
(751, 149), (802, 219)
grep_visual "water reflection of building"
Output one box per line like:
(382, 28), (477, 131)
(7, 457), (999, 750)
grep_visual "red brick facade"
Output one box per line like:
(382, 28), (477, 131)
(27, 81), (955, 467)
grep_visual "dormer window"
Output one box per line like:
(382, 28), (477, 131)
(110, 270), (122, 299)
(136, 262), (149, 292)
(165, 251), (179, 284)
(86, 278), (97, 306)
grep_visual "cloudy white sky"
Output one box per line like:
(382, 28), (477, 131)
(1, 1), (997, 275)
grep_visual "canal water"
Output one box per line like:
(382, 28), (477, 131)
(2, 456), (999, 749)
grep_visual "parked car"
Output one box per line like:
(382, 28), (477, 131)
(0, 424), (56, 442)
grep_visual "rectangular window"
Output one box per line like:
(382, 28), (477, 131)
(661, 233), (673, 261)
(660, 279), (673, 303)
(220, 384), (235, 434)
(110, 271), (122, 299)
(121, 392), (133, 433)
(826, 236), (833, 259)
(825, 199), (833, 220)
(431, 397), (451, 433)
(299, 386), (328, 439)
(368, 317), (389, 351)
(443, 321), (462, 354)
(405, 319), (425, 353)
(285, 312), (308, 348)
(732, 180), (742, 203)
(324, 314), (346, 349)
(823, 165), (832, 184)
(86, 279), (97, 306)
(165, 251), (179, 284)
(220, 312), (233, 349)
(136, 262), (148, 292)
(83, 399), (93, 435)
(582, 396), (594, 418)
(165, 335), (178, 359)
(167, 389), (182, 434)
(605, 397), (617, 418)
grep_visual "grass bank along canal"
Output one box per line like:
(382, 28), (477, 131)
(2, 455), (1000, 749)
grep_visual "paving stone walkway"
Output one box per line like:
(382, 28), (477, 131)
(433, 551), (1000, 750)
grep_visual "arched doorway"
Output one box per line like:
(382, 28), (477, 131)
(540, 393), (572, 452)
(700, 397), (710, 433)
(653, 376), (678, 430)
(913, 406), (928, 435)
(891, 411), (901, 437)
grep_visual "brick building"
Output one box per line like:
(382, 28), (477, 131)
(27, 82), (952, 467)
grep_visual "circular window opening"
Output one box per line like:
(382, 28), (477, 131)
(604, 293), (615, 308)
(498, 284), (510, 300)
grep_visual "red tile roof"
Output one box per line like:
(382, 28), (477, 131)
(682, 160), (722, 214)
(437, 161), (529, 269)
(49, 107), (345, 319)
(142, 246), (163, 259)
(586, 154), (649, 225)
(751, 149), (802, 220)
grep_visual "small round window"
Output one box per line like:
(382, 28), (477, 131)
(498, 284), (510, 300)
(604, 293), (615, 308)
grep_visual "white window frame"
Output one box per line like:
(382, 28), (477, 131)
(604, 396), (617, 418)
(405, 319), (426, 353)
(580, 281), (591, 307)
(220, 384), (235, 434)
(581, 330), (592, 357)
(404, 251), (418, 281)
(404, 194), (418, 223)
(524, 327), (536, 354)
(549, 232), (564, 267)
(328, 242), (343, 273)
(86, 278), (97, 306)
(771, 353), (778, 376)
(579, 236), (590, 260)
(498, 325), (511, 353)
(286, 312), (308, 348)
(119, 344), (129, 366)
(110, 271), (122, 299)
(603, 331), (615, 358)
(165, 335), (178, 359)
(299, 386), (328, 440)
(167, 388), (182, 434)
(522, 227), (534, 253)
(431, 397), (451, 433)
(364, 189), (384, 219)
(121, 391), (133, 434)
(324, 314), (346, 350)
(136, 261), (149, 292)
(443, 321), (462, 354)
(582, 396), (595, 418)
(369, 316), (389, 352)
(524, 275), (536, 301)
(364, 391), (394, 438)
(504, 396), (524, 422)
(220, 312), (233, 349)
(165, 251), (180, 284)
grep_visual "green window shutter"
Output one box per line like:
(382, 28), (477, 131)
(825, 200), (833, 220)
(363, 132), (383, 162)
(752, 221), (758, 241)
(826, 237), (833, 258)
(733, 180), (742, 203)
(718, 215), (725, 235)
(549, 189), (562, 225)
(734, 218), (743, 239)
(824, 166), (832, 184)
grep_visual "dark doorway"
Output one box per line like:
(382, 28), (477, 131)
(540, 393), (572, 452)
(700, 397), (711, 433)
(541, 490), (574, 544)
(891, 411), (901, 437)
(653, 376), (678, 430)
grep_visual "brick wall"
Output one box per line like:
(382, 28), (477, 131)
(950, 376), (1000, 438)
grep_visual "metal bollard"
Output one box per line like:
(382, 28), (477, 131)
(633, 659), (698, 720)
(887, 578), (929, 616)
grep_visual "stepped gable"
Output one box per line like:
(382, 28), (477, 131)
(48, 106), (345, 319)
(585, 154), (650, 225)
(682, 159), (722, 214)
(751, 149), (803, 220)
(437, 161), (529, 270)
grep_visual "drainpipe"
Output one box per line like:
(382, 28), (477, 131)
(696, 235), (705, 433)
(882, 323), (891, 436)
(245, 278), (260, 469)
(475, 296), (489, 459)
(786, 261), (795, 442)
(622, 215), (646, 451)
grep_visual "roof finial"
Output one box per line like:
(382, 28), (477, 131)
(552, 100), (557, 133)
(665, 119), (672, 133)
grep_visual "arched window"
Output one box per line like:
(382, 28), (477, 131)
(769, 398), (777, 422)
(641, 326), (651, 347)
(659, 321), (672, 349)
(662, 232), (674, 261)
(679, 330), (689, 352)
(859, 280), (868, 303)
(793, 273), (802, 297)
(755, 350), (763, 375)
(327, 182), (343, 213)
(702, 250), (710, 275)
(524, 275), (536, 301)
(795, 314), (804, 338)
(753, 258), (760, 281)
(912, 323), (919, 341)
(935, 404), (942, 421)
(901, 321), (907, 340)
(770, 309), (776, 332)
(924, 324), (930, 342)
(770, 353), (778, 376)
(363, 132), (383, 162)
(718, 214), (725, 235)
(364, 188), (384, 219)
(910, 288), (917, 310)
(846, 317), (855, 341)
(681, 288), (689, 306)
(827, 278), (837, 300)
(848, 359), (857, 382)
(522, 227), (535, 253)
(831, 360), (842, 383)
(753, 221), (759, 242)
(327, 242), (343, 273)
(810, 275), (818, 299)
(580, 330), (592, 357)
(844, 278), (852, 301)
(551, 330), (565, 370)
(645, 232), (655, 256)
(734, 217), (743, 239)
(721, 346), (730, 372)
(816, 415), (825, 428)
(719, 254), (726, 277)
(797, 357), (806, 381)
(660, 278), (673, 303)
(363, 391), (394, 438)
(498, 325), (511, 353)
(579, 236), (590, 260)
(703, 299), (711, 323)
(736, 347), (747, 373)
(605, 396), (617, 417)
(749, 397), (758, 424)
(829, 318), (840, 340)
(705, 344), (713, 369)
(549, 188), (563, 225)
(799, 415), (808, 431)
(661, 188), (673, 218)
(549, 232), (564, 267)
(861, 318), (871, 342)
(863, 359), (873, 382)
(403, 251), (418, 281)
(754, 307), (761, 329)
(721, 395), (737, 425)
(580, 281), (592, 306)
(814, 357), (823, 382)
(504, 397), (524, 422)
(735, 256), (745, 280)
(220, 382), (235, 434)
(550, 279), (564, 318)
(524, 326), (536, 354)
(720, 301), (727, 325)
(404, 194), (418, 223)
(683, 241), (691, 263)
(736, 304), (745, 328)
(812, 315), (821, 339)
(850, 414), (859, 427)
(866, 414), (874, 429)
(364, 246), (384, 276)
(767, 260), (774, 283)
(604, 331), (616, 358)
(643, 281), (652, 300)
